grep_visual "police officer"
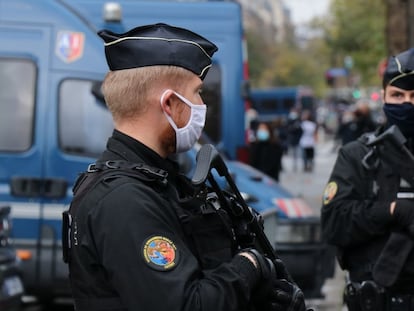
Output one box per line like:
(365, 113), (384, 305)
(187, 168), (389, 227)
(321, 47), (414, 310)
(64, 23), (307, 311)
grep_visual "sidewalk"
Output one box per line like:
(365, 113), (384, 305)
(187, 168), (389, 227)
(279, 134), (347, 310)
(279, 133), (337, 212)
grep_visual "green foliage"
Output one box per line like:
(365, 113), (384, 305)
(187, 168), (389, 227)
(246, 28), (330, 97)
(325, 0), (386, 86)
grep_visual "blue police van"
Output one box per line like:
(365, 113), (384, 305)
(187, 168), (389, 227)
(0, 0), (333, 303)
(250, 86), (316, 121)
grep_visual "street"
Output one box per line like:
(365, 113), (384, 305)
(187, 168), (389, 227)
(279, 131), (346, 311)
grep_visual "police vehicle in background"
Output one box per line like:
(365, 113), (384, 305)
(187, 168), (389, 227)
(0, 0), (333, 304)
(250, 86), (316, 121)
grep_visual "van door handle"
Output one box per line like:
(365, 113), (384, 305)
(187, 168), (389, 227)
(11, 177), (67, 199)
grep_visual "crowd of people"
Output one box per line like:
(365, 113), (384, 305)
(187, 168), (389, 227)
(248, 108), (319, 181)
(247, 96), (385, 183)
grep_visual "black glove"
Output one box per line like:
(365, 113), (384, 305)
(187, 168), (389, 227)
(244, 250), (310, 311)
(266, 279), (307, 311)
(232, 249), (274, 293)
(273, 257), (293, 282)
(393, 199), (414, 237)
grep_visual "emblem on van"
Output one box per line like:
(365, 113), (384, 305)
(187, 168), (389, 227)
(56, 31), (85, 63)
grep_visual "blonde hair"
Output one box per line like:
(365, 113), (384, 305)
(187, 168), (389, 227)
(102, 66), (194, 121)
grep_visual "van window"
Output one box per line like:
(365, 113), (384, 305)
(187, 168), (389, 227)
(202, 64), (221, 144)
(282, 98), (295, 110)
(59, 79), (113, 157)
(260, 99), (278, 111)
(0, 59), (36, 152)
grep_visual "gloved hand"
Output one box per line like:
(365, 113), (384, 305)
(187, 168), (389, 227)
(233, 248), (274, 295)
(392, 199), (414, 237)
(241, 250), (309, 311)
(273, 257), (293, 282)
(264, 279), (307, 311)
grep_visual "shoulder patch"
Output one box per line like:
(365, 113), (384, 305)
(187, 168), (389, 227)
(142, 236), (179, 271)
(323, 181), (338, 205)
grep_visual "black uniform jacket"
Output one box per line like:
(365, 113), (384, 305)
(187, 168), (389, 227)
(321, 131), (414, 291)
(68, 130), (253, 311)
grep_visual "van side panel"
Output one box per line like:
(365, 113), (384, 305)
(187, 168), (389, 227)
(0, 21), (53, 293)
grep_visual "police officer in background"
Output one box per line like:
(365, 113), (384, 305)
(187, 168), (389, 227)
(321, 47), (414, 310)
(63, 23), (308, 311)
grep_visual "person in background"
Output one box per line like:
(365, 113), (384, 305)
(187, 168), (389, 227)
(321, 47), (414, 311)
(286, 108), (303, 171)
(249, 121), (284, 182)
(63, 23), (308, 311)
(335, 108), (358, 146)
(299, 110), (317, 172)
(353, 100), (377, 138)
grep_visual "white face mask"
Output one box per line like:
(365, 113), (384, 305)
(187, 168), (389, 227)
(160, 89), (207, 153)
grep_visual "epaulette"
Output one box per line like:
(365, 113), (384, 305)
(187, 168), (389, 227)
(73, 160), (168, 195)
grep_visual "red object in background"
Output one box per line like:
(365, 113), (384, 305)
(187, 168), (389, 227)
(378, 58), (388, 78)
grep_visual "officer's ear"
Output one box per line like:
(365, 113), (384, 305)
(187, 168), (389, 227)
(160, 89), (175, 114)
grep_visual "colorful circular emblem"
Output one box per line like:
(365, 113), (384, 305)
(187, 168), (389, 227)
(142, 236), (179, 271)
(323, 181), (338, 205)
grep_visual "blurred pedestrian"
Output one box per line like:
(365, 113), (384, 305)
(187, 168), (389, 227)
(353, 100), (377, 137)
(286, 108), (303, 171)
(250, 121), (284, 181)
(299, 110), (317, 172)
(335, 108), (358, 146)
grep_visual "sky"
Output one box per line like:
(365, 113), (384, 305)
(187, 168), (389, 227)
(284, 0), (331, 25)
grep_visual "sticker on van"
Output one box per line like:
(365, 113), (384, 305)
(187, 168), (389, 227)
(56, 31), (85, 63)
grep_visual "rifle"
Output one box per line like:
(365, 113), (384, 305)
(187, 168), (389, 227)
(363, 125), (414, 187)
(192, 143), (292, 280)
(361, 125), (414, 287)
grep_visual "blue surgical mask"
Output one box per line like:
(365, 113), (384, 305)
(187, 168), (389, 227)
(383, 102), (414, 139)
(256, 129), (270, 141)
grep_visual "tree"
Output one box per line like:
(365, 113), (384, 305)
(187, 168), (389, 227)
(246, 23), (331, 97)
(324, 0), (386, 86)
(245, 0), (386, 93)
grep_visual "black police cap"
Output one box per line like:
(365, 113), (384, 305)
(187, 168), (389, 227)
(383, 48), (414, 90)
(98, 23), (218, 80)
